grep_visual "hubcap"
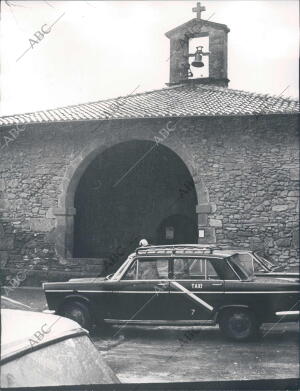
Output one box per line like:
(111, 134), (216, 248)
(66, 307), (85, 326)
(228, 312), (251, 337)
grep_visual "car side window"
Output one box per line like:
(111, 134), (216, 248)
(173, 258), (220, 280)
(173, 258), (198, 279)
(137, 258), (169, 280)
(206, 260), (219, 280)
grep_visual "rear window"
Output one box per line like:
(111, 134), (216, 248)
(228, 254), (251, 279)
(234, 253), (254, 275)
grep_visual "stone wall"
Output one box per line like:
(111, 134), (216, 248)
(0, 113), (298, 284)
(188, 115), (299, 267)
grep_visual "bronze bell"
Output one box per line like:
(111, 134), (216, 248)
(191, 51), (204, 68)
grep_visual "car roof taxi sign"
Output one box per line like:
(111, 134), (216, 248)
(139, 239), (149, 247)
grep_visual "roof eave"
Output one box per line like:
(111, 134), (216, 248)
(0, 111), (299, 128)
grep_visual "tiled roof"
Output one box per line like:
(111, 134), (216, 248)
(0, 84), (298, 126)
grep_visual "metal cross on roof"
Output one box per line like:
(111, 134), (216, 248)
(192, 2), (206, 20)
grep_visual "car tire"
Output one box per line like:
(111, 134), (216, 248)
(60, 301), (92, 330)
(218, 308), (259, 341)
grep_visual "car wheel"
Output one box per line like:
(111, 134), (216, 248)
(219, 309), (259, 341)
(60, 301), (92, 330)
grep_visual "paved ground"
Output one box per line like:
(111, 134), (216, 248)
(1, 287), (299, 383)
(95, 323), (299, 383)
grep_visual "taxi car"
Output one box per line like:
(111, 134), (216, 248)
(1, 309), (119, 387)
(43, 244), (300, 341)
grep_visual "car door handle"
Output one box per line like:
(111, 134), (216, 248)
(211, 283), (222, 286)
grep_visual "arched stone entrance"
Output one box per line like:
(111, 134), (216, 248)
(53, 138), (215, 261)
(73, 140), (198, 258)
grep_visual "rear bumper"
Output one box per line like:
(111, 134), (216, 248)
(275, 310), (299, 321)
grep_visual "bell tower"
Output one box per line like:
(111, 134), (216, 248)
(165, 2), (230, 87)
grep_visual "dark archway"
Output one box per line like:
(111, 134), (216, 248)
(73, 140), (198, 261)
(156, 214), (198, 245)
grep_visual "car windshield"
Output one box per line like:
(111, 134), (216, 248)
(1, 335), (119, 387)
(111, 254), (135, 280)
